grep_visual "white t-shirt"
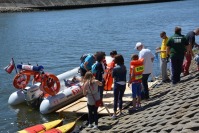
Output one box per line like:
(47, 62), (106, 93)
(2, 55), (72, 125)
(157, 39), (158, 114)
(139, 48), (154, 74)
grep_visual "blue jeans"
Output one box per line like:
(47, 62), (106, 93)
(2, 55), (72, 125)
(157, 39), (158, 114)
(113, 83), (126, 112)
(131, 82), (141, 98)
(87, 104), (98, 125)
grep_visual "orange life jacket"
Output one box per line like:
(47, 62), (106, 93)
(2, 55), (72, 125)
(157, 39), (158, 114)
(129, 58), (144, 83)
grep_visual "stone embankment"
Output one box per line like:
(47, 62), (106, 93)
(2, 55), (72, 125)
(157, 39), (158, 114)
(0, 0), (179, 13)
(81, 62), (199, 132)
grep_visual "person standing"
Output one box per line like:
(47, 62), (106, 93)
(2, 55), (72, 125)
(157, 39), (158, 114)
(183, 28), (199, 75)
(82, 71), (102, 129)
(109, 50), (118, 70)
(93, 52), (106, 100)
(166, 26), (189, 84)
(128, 54), (144, 111)
(156, 31), (170, 83)
(135, 42), (154, 100)
(104, 50), (117, 91)
(112, 54), (127, 119)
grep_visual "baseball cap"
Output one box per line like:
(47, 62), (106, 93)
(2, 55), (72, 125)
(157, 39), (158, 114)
(134, 42), (143, 50)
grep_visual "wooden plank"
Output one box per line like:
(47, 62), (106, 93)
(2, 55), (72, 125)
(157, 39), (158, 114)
(56, 100), (81, 112)
(64, 102), (86, 112)
(56, 80), (158, 115)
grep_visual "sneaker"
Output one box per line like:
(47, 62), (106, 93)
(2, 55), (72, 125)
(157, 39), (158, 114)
(112, 115), (117, 119)
(118, 112), (124, 116)
(171, 82), (177, 87)
(136, 103), (141, 109)
(92, 125), (98, 129)
(87, 124), (92, 128)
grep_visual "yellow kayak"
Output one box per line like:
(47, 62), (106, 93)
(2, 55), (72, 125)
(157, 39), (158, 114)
(44, 121), (76, 133)
(18, 119), (63, 133)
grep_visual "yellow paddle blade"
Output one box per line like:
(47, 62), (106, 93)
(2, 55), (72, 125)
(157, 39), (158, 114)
(56, 121), (76, 133)
(42, 119), (63, 131)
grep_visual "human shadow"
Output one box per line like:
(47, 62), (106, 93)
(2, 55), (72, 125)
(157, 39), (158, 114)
(180, 72), (199, 83)
(150, 90), (171, 100)
(128, 99), (164, 115)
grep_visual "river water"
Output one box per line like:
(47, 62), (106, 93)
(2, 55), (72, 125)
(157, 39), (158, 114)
(0, 0), (199, 132)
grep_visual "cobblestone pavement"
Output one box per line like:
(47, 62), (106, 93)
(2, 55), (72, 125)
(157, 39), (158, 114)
(81, 65), (199, 133)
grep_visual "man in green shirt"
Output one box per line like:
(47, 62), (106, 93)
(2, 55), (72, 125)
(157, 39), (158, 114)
(166, 27), (189, 85)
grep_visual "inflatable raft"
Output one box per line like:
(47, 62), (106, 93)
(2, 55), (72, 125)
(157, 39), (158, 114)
(8, 67), (83, 114)
(8, 56), (114, 114)
(18, 119), (63, 133)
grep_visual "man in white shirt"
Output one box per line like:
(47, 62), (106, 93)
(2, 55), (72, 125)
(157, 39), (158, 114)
(135, 42), (154, 100)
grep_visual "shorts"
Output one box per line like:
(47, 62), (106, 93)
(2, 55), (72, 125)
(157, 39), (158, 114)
(79, 67), (87, 77)
(131, 82), (141, 98)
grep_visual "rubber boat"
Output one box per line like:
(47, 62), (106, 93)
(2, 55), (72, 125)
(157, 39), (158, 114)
(8, 56), (113, 114)
(8, 67), (83, 114)
(18, 119), (63, 133)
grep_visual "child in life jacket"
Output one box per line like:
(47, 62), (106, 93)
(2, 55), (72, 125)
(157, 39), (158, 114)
(128, 54), (144, 111)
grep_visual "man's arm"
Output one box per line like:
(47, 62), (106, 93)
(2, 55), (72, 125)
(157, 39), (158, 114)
(150, 51), (155, 62)
(83, 62), (89, 71)
(188, 45), (195, 57)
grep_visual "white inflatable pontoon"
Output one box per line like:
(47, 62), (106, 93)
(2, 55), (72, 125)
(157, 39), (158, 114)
(8, 67), (83, 114)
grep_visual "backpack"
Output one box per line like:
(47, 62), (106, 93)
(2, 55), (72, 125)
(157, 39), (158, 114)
(80, 54), (91, 63)
(91, 62), (98, 74)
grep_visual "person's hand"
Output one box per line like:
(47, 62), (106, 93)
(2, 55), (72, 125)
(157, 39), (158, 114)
(156, 47), (161, 50)
(127, 81), (131, 87)
(83, 92), (88, 96)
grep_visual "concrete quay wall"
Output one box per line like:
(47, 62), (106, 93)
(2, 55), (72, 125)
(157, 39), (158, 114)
(0, 0), (180, 12)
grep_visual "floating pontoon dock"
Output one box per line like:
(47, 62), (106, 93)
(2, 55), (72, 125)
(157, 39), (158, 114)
(56, 81), (159, 116)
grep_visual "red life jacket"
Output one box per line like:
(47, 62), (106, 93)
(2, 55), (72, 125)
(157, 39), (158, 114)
(129, 58), (144, 83)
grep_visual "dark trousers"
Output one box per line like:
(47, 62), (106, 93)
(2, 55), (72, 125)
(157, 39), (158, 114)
(141, 74), (151, 99)
(98, 85), (104, 100)
(113, 83), (126, 112)
(171, 56), (184, 84)
(87, 104), (98, 125)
